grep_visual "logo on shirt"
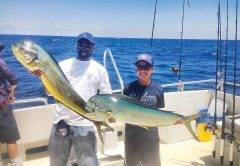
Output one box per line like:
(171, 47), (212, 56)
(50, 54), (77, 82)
(129, 92), (157, 104)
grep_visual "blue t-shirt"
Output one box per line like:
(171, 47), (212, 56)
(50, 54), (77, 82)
(123, 80), (165, 141)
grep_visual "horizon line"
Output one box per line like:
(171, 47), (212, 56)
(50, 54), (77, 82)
(0, 33), (238, 41)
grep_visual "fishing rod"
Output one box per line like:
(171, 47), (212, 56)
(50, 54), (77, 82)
(220, 0), (229, 164)
(172, 0), (190, 85)
(229, 0), (238, 165)
(212, 0), (222, 158)
(178, 0), (186, 81)
(150, 0), (158, 47)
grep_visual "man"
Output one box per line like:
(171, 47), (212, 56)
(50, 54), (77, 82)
(123, 53), (165, 166)
(32, 32), (112, 166)
(0, 43), (22, 166)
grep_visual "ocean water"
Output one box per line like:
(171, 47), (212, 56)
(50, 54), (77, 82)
(0, 34), (240, 100)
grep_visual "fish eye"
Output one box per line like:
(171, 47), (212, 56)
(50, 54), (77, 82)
(25, 54), (34, 63)
(19, 45), (37, 63)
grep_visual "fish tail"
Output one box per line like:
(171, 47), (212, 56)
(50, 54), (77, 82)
(183, 113), (201, 141)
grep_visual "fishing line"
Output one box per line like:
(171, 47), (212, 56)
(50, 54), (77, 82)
(150, 0), (158, 47)
(220, 0), (229, 164)
(212, 0), (222, 158)
(229, 0), (238, 165)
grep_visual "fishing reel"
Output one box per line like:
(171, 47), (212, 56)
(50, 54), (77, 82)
(224, 132), (233, 141)
(171, 66), (181, 74)
(204, 123), (217, 132)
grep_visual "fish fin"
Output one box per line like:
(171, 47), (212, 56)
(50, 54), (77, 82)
(184, 121), (199, 141)
(97, 93), (171, 112)
(93, 122), (115, 144)
(110, 93), (154, 109)
(183, 113), (201, 141)
(102, 122), (114, 132)
(97, 125), (104, 144)
(93, 121), (104, 144)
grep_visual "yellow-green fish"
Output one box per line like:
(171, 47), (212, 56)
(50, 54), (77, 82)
(86, 93), (200, 140)
(12, 40), (87, 115)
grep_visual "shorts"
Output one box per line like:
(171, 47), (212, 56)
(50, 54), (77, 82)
(125, 138), (160, 166)
(48, 122), (99, 166)
(0, 106), (20, 144)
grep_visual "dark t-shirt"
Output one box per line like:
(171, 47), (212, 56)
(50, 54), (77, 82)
(123, 80), (165, 141)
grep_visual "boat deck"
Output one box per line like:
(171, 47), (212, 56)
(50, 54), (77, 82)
(19, 139), (224, 166)
(2, 89), (239, 166)
(161, 139), (217, 166)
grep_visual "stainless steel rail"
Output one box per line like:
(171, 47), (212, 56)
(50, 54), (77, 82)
(112, 78), (240, 93)
(162, 79), (240, 91)
(162, 79), (215, 89)
(103, 48), (124, 93)
(13, 97), (48, 109)
(14, 98), (48, 105)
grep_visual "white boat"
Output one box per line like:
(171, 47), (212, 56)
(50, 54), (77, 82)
(0, 49), (239, 166)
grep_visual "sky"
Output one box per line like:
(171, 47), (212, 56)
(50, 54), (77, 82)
(0, 0), (238, 39)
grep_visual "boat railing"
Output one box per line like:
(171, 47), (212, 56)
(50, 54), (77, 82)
(162, 79), (240, 92)
(103, 48), (124, 93)
(12, 97), (48, 110)
(162, 79), (215, 88)
(162, 79), (215, 91)
(111, 78), (240, 93)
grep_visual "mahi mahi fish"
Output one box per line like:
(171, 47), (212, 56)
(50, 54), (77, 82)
(85, 93), (200, 140)
(11, 40), (113, 141)
(12, 40), (88, 114)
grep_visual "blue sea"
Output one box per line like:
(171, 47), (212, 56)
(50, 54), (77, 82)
(0, 34), (240, 100)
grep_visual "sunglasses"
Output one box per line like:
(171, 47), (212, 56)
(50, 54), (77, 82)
(137, 65), (152, 70)
(77, 40), (94, 50)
